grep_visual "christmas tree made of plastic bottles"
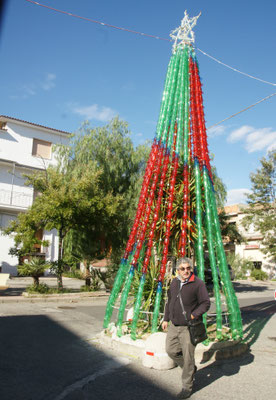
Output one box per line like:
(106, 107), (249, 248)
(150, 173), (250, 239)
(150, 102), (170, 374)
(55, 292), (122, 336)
(103, 12), (243, 341)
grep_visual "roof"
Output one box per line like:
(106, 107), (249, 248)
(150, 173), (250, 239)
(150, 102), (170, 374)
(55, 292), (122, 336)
(91, 258), (110, 268)
(0, 158), (44, 171)
(223, 203), (248, 215)
(0, 115), (71, 136)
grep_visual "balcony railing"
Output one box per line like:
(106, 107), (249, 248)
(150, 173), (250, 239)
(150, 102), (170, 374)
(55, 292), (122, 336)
(0, 188), (33, 208)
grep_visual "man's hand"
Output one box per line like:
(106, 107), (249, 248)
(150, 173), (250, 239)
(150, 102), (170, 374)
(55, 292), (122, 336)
(162, 321), (168, 331)
(191, 314), (195, 320)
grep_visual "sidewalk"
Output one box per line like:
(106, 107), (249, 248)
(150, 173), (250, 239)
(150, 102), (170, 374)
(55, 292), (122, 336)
(1, 276), (275, 303)
(0, 276), (109, 302)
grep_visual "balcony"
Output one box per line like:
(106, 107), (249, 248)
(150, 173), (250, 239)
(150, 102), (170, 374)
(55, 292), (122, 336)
(0, 188), (33, 210)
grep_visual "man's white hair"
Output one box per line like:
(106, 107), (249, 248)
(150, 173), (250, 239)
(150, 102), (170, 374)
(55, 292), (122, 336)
(176, 257), (193, 270)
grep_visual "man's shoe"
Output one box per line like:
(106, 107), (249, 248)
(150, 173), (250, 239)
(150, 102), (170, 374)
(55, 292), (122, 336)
(176, 389), (192, 399)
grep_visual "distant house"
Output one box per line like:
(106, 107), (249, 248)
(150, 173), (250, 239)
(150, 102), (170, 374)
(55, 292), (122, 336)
(0, 115), (70, 275)
(223, 204), (275, 278)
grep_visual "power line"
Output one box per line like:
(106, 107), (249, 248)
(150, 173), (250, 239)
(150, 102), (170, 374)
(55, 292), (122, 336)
(25, 1), (276, 130)
(25, 0), (171, 42)
(207, 92), (276, 130)
(197, 48), (276, 87)
(26, 0), (276, 87)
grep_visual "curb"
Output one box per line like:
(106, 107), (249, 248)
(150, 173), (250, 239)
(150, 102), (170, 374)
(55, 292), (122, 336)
(195, 340), (249, 364)
(0, 291), (110, 303)
(98, 330), (249, 369)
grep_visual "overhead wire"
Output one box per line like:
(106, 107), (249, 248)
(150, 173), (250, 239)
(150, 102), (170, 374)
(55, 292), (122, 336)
(25, 0), (171, 42)
(196, 48), (276, 87)
(25, 0), (276, 87)
(207, 92), (276, 130)
(25, 0), (276, 128)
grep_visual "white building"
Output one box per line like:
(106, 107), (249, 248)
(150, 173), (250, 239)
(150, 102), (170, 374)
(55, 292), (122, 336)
(224, 204), (276, 278)
(0, 115), (70, 275)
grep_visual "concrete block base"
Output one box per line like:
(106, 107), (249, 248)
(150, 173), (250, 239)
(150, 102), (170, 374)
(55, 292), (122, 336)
(142, 332), (176, 370)
(0, 273), (10, 286)
(196, 340), (249, 363)
(99, 325), (249, 370)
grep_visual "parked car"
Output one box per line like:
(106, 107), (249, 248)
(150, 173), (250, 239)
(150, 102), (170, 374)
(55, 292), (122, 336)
(195, 264), (234, 285)
(227, 264), (235, 280)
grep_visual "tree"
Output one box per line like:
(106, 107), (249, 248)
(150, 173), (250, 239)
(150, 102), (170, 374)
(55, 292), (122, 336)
(63, 227), (106, 287)
(59, 118), (229, 269)
(243, 150), (276, 261)
(5, 162), (120, 289)
(218, 210), (244, 244)
(58, 117), (151, 266)
(17, 257), (50, 287)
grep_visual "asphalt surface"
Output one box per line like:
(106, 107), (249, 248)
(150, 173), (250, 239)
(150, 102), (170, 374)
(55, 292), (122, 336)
(0, 278), (276, 400)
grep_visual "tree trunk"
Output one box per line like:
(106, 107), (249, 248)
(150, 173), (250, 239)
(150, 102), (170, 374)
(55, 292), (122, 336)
(84, 260), (91, 287)
(33, 276), (39, 287)
(57, 229), (64, 291)
(56, 274), (63, 290)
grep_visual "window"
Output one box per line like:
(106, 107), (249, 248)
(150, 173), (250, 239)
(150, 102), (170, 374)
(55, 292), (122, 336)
(34, 229), (43, 252)
(0, 121), (7, 131)
(32, 138), (52, 159)
(253, 261), (262, 270)
(0, 213), (17, 229)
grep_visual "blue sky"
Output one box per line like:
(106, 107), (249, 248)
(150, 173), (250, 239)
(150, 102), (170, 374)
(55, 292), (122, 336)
(1, 0), (276, 205)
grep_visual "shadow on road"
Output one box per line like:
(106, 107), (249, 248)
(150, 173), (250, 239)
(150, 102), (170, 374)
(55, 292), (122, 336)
(0, 314), (176, 400)
(193, 300), (275, 393)
(241, 300), (276, 346)
(233, 282), (269, 293)
(0, 286), (25, 296)
(193, 352), (254, 394)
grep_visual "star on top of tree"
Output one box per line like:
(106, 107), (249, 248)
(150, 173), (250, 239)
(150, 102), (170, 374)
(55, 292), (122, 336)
(170, 11), (201, 52)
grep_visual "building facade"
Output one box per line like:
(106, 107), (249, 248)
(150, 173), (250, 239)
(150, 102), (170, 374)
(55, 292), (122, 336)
(224, 204), (275, 278)
(0, 116), (70, 275)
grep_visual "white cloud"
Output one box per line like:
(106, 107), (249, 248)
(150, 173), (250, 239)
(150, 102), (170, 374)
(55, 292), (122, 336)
(208, 125), (226, 138)
(245, 128), (276, 153)
(41, 73), (56, 91)
(227, 125), (254, 143)
(227, 125), (276, 153)
(22, 84), (36, 96)
(73, 104), (117, 122)
(10, 73), (56, 99)
(267, 142), (276, 152)
(226, 188), (252, 206)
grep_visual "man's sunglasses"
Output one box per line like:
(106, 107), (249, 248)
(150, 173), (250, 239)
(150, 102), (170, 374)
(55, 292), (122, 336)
(178, 266), (191, 271)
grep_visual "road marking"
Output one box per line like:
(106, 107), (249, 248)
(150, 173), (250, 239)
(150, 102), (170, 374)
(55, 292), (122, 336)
(53, 356), (130, 400)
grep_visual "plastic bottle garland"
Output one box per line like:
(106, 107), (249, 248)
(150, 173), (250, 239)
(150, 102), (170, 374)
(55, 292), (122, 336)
(103, 40), (243, 341)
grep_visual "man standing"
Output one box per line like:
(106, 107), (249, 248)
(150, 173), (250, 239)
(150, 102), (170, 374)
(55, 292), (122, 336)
(162, 257), (210, 399)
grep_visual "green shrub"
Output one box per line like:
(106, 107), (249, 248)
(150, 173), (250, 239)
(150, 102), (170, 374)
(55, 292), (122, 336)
(17, 257), (50, 287)
(226, 253), (254, 279)
(80, 284), (99, 292)
(26, 284), (72, 294)
(97, 268), (115, 291)
(26, 283), (50, 294)
(250, 269), (268, 281)
(63, 270), (83, 280)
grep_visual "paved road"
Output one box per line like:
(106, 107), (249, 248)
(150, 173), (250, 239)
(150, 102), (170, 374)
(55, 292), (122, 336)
(0, 280), (276, 400)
